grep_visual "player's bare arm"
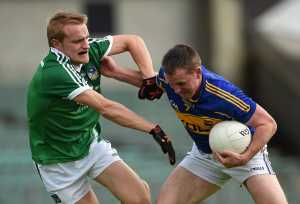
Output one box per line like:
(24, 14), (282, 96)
(244, 104), (277, 159)
(215, 104), (277, 168)
(100, 56), (143, 87)
(100, 56), (163, 100)
(75, 89), (154, 132)
(74, 89), (176, 165)
(109, 35), (155, 79)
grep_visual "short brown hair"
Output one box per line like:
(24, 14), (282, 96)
(162, 44), (201, 75)
(47, 11), (88, 47)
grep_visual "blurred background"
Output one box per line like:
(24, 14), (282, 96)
(0, 0), (299, 203)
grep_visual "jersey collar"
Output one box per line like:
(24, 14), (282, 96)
(50, 47), (70, 62)
(50, 47), (83, 72)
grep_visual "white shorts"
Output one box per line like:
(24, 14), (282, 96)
(36, 139), (121, 204)
(179, 143), (274, 187)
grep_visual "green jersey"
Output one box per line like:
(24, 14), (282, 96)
(27, 36), (113, 165)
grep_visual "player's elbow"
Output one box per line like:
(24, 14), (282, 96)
(268, 117), (277, 137)
(270, 118), (277, 136)
(131, 34), (143, 42)
(128, 34), (145, 48)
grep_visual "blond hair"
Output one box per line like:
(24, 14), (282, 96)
(47, 11), (88, 47)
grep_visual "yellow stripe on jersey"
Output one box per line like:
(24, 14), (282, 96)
(205, 81), (250, 112)
(176, 112), (222, 135)
(214, 112), (231, 118)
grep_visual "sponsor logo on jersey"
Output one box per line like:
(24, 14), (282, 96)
(79, 105), (89, 112)
(176, 112), (222, 135)
(75, 101), (89, 112)
(87, 66), (99, 80)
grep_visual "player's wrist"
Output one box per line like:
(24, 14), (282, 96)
(141, 71), (156, 79)
(149, 125), (167, 152)
(149, 125), (176, 165)
(149, 125), (164, 136)
(145, 75), (156, 79)
(138, 75), (163, 100)
(241, 149), (253, 163)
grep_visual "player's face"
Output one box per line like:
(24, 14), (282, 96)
(165, 68), (201, 100)
(56, 24), (90, 65)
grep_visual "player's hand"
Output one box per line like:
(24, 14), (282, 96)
(149, 125), (176, 165)
(213, 150), (248, 168)
(138, 76), (163, 100)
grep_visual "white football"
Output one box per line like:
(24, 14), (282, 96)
(209, 121), (251, 153)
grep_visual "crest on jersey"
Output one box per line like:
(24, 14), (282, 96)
(169, 100), (179, 111)
(87, 66), (99, 80)
(183, 100), (192, 111)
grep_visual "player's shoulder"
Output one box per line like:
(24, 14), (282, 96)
(88, 35), (113, 61)
(202, 66), (236, 93)
(41, 48), (69, 70)
(88, 35), (113, 53)
(202, 65), (254, 113)
(88, 35), (113, 45)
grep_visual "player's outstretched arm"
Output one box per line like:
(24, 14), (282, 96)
(100, 56), (163, 100)
(109, 35), (155, 79)
(107, 35), (163, 100)
(100, 56), (143, 87)
(74, 89), (175, 165)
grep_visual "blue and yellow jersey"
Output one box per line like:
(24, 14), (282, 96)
(157, 66), (256, 153)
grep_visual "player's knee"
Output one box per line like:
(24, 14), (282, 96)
(121, 180), (151, 204)
(136, 180), (151, 204)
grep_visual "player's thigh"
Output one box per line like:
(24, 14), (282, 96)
(156, 166), (220, 204)
(245, 174), (288, 204)
(76, 189), (100, 204)
(94, 160), (151, 204)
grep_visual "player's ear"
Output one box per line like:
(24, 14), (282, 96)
(195, 67), (201, 79)
(51, 39), (62, 49)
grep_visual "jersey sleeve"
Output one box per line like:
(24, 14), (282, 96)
(42, 64), (91, 100)
(219, 83), (256, 123)
(208, 80), (256, 123)
(88, 35), (113, 67)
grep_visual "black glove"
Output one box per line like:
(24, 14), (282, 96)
(150, 125), (176, 165)
(138, 76), (163, 100)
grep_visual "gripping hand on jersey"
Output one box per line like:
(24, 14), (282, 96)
(149, 125), (176, 165)
(138, 76), (163, 100)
